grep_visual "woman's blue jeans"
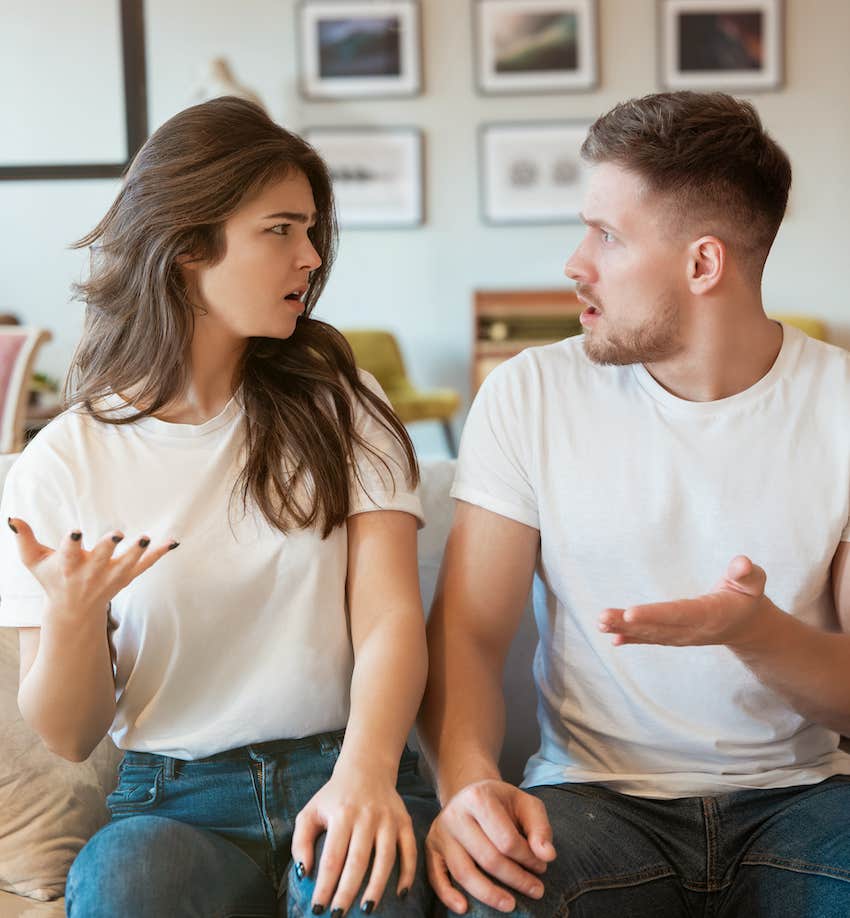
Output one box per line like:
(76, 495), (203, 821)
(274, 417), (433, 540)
(65, 729), (438, 917)
(459, 775), (850, 917)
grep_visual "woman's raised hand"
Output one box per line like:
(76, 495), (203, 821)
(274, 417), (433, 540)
(7, 517), (178, 618)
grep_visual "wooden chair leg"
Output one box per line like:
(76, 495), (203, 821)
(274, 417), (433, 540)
(441, 419), (457, 457)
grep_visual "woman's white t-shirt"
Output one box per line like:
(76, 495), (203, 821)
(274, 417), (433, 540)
(0, 371), (423, 760)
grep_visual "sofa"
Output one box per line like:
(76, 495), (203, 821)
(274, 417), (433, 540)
(0, 457), (540, 916)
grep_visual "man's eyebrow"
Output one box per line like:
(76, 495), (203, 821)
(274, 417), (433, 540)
(579, 212), (621, 233)
(262, 211), (317, 223)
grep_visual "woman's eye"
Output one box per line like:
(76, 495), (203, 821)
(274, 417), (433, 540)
(601, 230), (615, 243)
(269, 224), (290, 236)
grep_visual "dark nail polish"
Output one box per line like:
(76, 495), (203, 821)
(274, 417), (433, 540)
(70, 531), (82, 542)
(331, 909), (343, 918)
(7, 518), (17, 534)
(362, 902), (375, 914)
(111, 534), (124, 543)
(295, 861), (306, 880)
(312, 906), (325, 915)
(168, 541), (180, 550)
(138, 537), (150, 548)
(399, 888), (409, 900)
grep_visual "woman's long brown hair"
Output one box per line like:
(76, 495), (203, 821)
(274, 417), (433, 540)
(67, 96), (418, 537)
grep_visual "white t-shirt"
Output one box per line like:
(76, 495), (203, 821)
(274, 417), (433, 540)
(0, 371), (423, 760)
(452, 324), (850, 798)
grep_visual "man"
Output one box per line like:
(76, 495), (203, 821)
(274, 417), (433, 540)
(418, 92), (850, 917)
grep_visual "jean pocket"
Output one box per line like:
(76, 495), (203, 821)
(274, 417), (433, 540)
(107, 763), (164, 815)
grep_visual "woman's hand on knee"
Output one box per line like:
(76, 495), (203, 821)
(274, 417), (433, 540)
(425, 779), (556, 914)
(291, 772), (416, 915)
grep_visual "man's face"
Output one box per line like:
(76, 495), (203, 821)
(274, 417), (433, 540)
(565, 162), (689, 366)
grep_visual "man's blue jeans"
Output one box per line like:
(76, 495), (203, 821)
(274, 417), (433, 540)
(460, 776), (850, 917)
(66, 729), (438, 917)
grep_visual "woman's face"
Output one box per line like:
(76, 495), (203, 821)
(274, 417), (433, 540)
(185, 169), (323, 342)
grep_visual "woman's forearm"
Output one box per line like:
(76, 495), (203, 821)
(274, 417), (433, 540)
(18, 604), (116, 761)
(337, 613), (427, 780)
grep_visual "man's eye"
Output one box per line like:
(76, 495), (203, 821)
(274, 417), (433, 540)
(601, 230), (615, 243)
(269, 224), (290, 236)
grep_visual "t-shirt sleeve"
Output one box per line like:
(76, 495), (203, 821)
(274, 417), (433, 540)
(451, 359), (539, 530)
(347, 370), (424, 526)
(0, 444), (77, 628)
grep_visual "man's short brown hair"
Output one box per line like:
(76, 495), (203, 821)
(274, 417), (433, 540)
(581, 91), (792, 276)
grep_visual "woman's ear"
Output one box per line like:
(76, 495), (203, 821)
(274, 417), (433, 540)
(686, 235), (725, 295)
(175, 252), (199, 270)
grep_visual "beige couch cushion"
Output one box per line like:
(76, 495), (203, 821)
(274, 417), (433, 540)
(0, 627), (122, 901)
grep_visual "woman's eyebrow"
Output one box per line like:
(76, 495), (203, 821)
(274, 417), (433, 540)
(262, 211), (316, 223)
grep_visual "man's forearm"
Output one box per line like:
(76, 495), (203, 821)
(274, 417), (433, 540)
(730, 600), (850, 735)
(418, 628), (508, 803)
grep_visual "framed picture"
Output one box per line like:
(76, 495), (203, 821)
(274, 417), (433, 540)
(479, 121), (591, 225)
(304, 127), (424, 228)
(297, 0), (422, 99)
(659, 0), (784, 91)
(0, 0), (147, 181)
(473, 0), (598, 94)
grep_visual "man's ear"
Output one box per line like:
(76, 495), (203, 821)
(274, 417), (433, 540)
(686, 236), (725, 295)
(688, 236), (726, 296)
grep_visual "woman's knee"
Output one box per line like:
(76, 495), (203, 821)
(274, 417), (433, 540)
(67, 815), (276, 917)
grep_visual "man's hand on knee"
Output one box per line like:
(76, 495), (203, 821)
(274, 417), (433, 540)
(425, 779), (556, 914)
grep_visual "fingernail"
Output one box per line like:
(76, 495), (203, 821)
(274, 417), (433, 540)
(399, 888), (409, 900)
(138, 537), (150, 548)
(361, 901), (375, 914)
(168, 541), (180, 550)
(112, 534), (124, 543)
(7, 518), (17, 534)
(295, 861), (306, 880)
(70, 531), (82, 542)
(530, 884), (544, 898)
(312, 906), (325, 915)
(331, 909), (343, 918)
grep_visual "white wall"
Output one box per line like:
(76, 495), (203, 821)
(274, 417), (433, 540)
(2, 0), (849, 457)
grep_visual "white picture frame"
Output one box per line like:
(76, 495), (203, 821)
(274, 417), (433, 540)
(659, 0), (784, 91)
(298, 0), (422, 100)
(304, 127), (425, 228)
(474, 0), (598, 94)
(480, 121), (591, 225)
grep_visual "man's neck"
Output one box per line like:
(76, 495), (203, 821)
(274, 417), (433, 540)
(643, 304), (783, 403)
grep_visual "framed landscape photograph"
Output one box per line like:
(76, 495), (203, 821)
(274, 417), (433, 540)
(298, 0), (422, 99)
(659, 0), (784, 91)
(304, 127), (424, 228)
(473, 0), (598, 94)
(479, 121), (591, 225)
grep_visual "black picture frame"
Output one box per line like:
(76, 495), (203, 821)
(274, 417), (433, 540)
(0, 0), (148, 181)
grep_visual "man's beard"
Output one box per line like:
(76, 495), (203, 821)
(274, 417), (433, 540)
(582, 292), (682, 366)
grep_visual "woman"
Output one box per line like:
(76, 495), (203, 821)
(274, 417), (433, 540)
(0, 97), (436, 917)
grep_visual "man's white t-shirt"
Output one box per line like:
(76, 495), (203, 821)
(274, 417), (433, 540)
(0, 371), (423, 760)
(452, 324), (850, 798)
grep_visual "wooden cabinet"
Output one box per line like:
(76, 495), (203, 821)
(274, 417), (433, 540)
(472, 289), (583, 393)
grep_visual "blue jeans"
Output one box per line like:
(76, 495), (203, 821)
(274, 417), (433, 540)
(460, 776), (850, 917)
(66, 730), (438, 917)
